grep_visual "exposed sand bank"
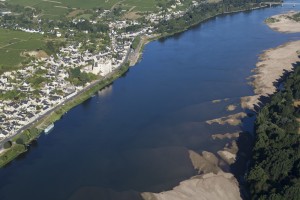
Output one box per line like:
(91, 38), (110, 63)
(141, 148), (242, 200)
(241, 40), (300, 109)
(266, 11), (300, 33)
(212, 132), (240, 140)
(218, 140), (238, 165)
(141, 172), (242, 200)
(227, 104), (237, 111)
(189, 150), (221, 174)
(241, 12), (300, 110)
(253, 41), (300, 95)
(206, 112), (247, 126)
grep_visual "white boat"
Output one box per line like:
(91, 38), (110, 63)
(44, 123), (54, 134)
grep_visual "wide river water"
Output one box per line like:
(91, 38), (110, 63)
(1, 5), (300, 200)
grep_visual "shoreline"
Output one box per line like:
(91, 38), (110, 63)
(0, 63), (131, 167)
(241, 12), (300, 110)
(266, 11), (300, 33)
(241, 41), (300, 110)
(245, 11), (300, 199)
(0, 31), (153, 167)
(156, 5), (268, 40)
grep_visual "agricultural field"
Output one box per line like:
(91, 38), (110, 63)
(0, 29), (46, 73)
(6, 0), (168, 18)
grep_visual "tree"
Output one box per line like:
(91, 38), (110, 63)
(3, 141), (12, 149)
(16, 138), (25, 145)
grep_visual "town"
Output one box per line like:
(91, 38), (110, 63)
(0, 0), (203, 143)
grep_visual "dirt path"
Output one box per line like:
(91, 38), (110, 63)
(128, 6), (136, 12)
(42, 0), (62, 4)
(0, 39), (26, 49)
(128, 37), (146, 66)
(55, 6), (68, 9)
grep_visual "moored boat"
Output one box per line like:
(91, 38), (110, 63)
(44, 123), (54, 134)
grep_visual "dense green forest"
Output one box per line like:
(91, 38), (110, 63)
(247, 63), (300, 199)
(155, 0), (281, 34)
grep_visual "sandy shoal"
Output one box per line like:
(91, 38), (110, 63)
(242, 40), (300, 109)
(267, 11), (300, 33)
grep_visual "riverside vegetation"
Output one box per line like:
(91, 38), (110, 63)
(155, 0), (278, 36)
(247, 63), (300, 199)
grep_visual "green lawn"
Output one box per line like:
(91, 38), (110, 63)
(0, 29), (45, 72)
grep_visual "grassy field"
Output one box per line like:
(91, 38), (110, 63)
(7, 0), (166, 17)
(0, 29), (46, 73)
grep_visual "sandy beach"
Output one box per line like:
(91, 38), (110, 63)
(242, 41), (300, 109)
(241, 11), (300, 110)
(141, 172), (241, 200)
(266, 11), (300, 33)
(141, 150), (242, 200)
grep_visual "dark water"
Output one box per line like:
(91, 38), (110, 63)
(1, 5), (300, 200)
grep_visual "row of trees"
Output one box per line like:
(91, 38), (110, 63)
(155, 2), (223, 34)
(247, 63), (300, 199)
(3, 127), (40, 149)
(0, 89), (27, 100)
(155, 0), (282, 34)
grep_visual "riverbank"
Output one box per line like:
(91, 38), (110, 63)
(241, 12), (300, 110)
(0, 25), (166, 166)
(244, 11), (300, 199)
(246, 60), (300, 200)
(157, 5), (267, 40)
(241, 40), (300, 110)
(142, 150), (242, 200)
(0, 63), (131, 167)
(266, 11), (300, 33)
(142, 172), (241, 200)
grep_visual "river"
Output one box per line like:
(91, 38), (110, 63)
(1, 4), (300, 200)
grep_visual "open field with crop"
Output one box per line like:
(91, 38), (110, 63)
(6, 0), (167, 17)
(0, 29), (46, 73)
